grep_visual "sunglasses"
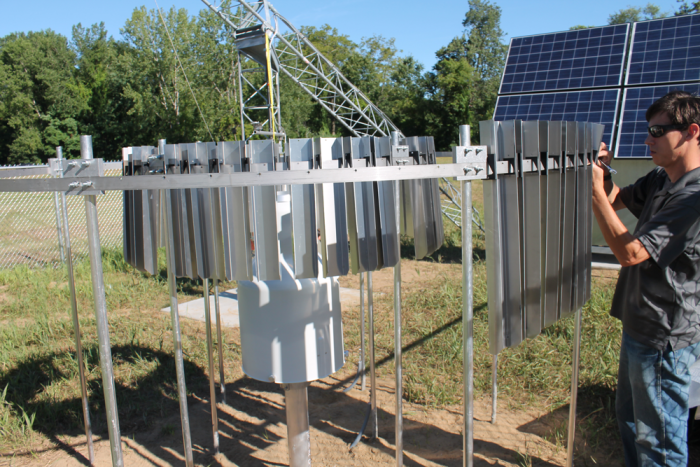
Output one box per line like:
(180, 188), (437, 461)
(647, 124), (687, 138)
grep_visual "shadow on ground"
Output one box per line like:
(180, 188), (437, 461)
(1, 342), (562, 466)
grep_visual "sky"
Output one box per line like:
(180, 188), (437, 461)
(0, 0), (685, 70)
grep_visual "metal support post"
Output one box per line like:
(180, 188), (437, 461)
(160, 139), (195, 466)
(57, 146), (95, 465)
(53, 147), (66, 263)
(360, 272), (366, 391)
(460, 125), (474, 467)
(284, 382), (311, 467)
(491, 355), (498, 424)
(214, 282), (226, 403)
(81, 136), (124, 467)
(368, 271), (378, 439)
(203, 279), (220, 454)
(566, 308), (583, 467)
(393, 163), (403, 466)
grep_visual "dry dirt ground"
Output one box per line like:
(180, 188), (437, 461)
(2, 379), (569, 467)
(1, 261), (611, 467)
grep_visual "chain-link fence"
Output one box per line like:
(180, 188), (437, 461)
(0, 166), (123, 270)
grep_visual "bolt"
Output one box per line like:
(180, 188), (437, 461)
(465, 148), (474, 154)
(67, 161), (78, 168)
(475, 167), (484, 174)
(464, 167), (474, 175)
(476, 148), (484, 154)
(81, 181), (93, 187)
(81, 161), (92, 167)
(68, 181), (80, 188)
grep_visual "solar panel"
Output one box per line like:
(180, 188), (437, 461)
(626, 15), (700, 86)
(615, 83), (700, 158)
(493, 90), (620, 146)
(499, 24), (629, 94)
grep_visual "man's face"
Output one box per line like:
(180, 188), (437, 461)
(645, 112), (689, 170)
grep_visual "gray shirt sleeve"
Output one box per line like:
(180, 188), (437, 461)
(635, 196), (700, 269)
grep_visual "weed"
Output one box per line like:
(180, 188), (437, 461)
(515, 450), (532, 467)
(161, 423), (175, 436)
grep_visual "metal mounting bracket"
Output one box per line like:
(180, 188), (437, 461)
(48, 158), (106, 196)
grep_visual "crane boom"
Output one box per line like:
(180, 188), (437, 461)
(201, 0), (401, 137)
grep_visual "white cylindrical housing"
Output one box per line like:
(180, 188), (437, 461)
(238, 259), (344, 383)
(238, 190), (345, 384)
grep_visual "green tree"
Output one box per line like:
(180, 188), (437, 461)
(382, 55), (427, 138)
(290, 25), (363, 136)
(462, 0), (507, 85)
(118, 5), (239, 147)
(676, 0), (700, 15)
(608, 3), (668, 24)
(0, 31), (88, 164)
(71, 22), (141, 160)
(425, 0), (507, 149)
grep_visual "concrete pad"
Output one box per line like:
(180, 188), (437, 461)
(161, 287), (365, 328)
(161, 289), (241, 327)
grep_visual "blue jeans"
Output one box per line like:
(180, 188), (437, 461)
(617, 331), (700, 467)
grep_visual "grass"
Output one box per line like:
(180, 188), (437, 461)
(0, 180), (623, 465)
(0, 247), (244, 454)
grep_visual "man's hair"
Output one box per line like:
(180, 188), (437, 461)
(646, 91), (700, 142)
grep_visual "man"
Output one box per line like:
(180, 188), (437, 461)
(592, 90), (700, 466)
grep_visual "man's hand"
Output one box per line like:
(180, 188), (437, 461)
(598, 141), (612, 173)
(592, 142), (609, 196)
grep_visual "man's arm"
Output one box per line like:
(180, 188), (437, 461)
(598, 142), (626, 210)
(592, 152), (651, 267)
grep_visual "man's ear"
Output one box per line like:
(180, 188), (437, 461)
(687, 123), (700, 142)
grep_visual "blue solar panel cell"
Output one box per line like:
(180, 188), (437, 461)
(500, 25), (629, 94)
(615, 84), (700, 158)
(493, 90), (619, 146)
(626, 15), (700, 85)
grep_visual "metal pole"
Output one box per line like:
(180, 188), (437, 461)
(159, 139), (195, 466)
(368, 271), (378, 439)
(203, 279), (220, 454)
(459, 125), (474, 467)
(284, 382), (311, 467)
(491, 355), (498, 424)
(275, 69), (283, 136)
(53, 147), (65, 263)
(237, 53), (247, 141)
(391, 129), (403, 465)
(80, 135), (124, 467)
(56, 147), (95, 465)
(214, 282), (226, 404)
(566, 308), (583, 467)
(360, 271), (366, 391)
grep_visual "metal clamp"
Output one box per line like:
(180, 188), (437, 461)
(61, 158), (106, 196)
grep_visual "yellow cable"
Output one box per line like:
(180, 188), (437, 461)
(265, 32), (276, 143)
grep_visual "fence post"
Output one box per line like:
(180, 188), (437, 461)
(53, 147), (66, 263)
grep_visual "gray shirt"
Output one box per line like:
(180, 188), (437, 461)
(612, 166), (700, 350)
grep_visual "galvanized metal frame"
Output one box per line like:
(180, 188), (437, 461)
(0, 120), (601, 467)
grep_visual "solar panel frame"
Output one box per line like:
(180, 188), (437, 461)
(614, 83), (700, 158)
(499, 24), (629, 95)
(625, 14), (700, 86)
(493, 89), (620, 147)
